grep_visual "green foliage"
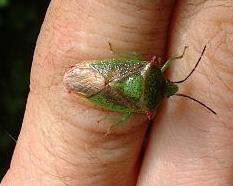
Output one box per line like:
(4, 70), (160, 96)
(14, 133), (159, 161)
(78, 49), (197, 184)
(0, 0), (50, 180)
(0, 0), (10, 8)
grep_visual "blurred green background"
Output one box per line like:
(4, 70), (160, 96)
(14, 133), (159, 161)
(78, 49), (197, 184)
(0, 0), (50, 180)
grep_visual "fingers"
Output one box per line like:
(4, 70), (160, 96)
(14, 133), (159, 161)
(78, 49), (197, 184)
(1, 1), (175, 186)
(138, 1), (233, 185)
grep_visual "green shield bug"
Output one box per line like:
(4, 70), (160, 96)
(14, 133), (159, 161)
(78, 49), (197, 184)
(63, 44), (216, 126)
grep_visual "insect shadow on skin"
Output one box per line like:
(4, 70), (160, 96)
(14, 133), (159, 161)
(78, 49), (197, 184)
(63, 43), (216, 132)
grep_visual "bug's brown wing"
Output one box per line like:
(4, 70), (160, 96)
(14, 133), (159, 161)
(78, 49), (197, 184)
(63, 63), (106, 97)
(63, 59), (147, 98)
(90, 58), (147, 83)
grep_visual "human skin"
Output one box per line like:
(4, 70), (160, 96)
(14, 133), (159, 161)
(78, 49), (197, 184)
(1, 0), (233, 185)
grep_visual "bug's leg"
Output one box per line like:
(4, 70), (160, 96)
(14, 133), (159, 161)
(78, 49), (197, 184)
(172, 45), (207, 83)
(161, 46), (188, 73)
(108, 42), (141, 60)
(115, 112), (132, 124)
(145, 111), (154, 120)
(106, 112), (132, 134)
(151, 55), (163, 66)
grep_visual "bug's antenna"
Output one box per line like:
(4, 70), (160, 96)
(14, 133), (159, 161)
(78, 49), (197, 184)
(173, 45), (206, 84)
(173, 93), (216, 115)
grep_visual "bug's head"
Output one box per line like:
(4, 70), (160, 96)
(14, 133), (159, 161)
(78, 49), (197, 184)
(163, 81), (217, 115)
(164, 80), (179, 97)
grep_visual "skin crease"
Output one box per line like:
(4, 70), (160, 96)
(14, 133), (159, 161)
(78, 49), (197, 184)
(1, 0), (233, 186)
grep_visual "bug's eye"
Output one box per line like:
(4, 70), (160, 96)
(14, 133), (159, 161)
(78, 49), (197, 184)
(164, 81), (178, 97)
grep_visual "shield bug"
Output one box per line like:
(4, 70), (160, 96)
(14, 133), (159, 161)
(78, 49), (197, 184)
(63, 44), (216, 126)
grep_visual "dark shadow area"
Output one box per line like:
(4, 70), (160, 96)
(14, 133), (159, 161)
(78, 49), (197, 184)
(0, 0), (50, 180)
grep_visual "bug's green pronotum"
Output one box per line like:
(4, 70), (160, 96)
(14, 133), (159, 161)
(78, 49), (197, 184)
(63, 44), (216, 125)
